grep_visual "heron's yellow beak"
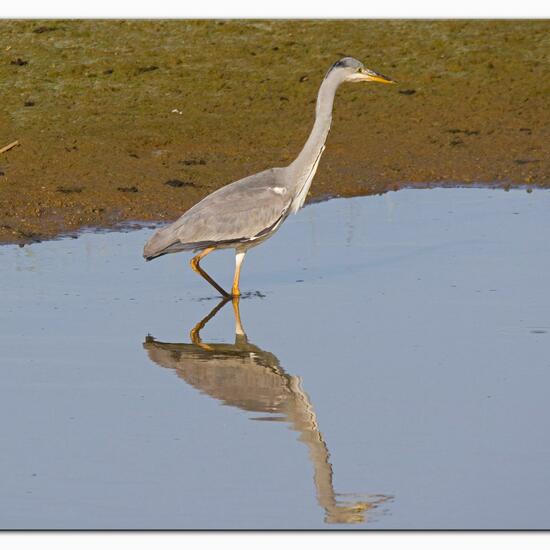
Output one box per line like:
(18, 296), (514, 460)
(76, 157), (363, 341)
(361, 68), (396, 84)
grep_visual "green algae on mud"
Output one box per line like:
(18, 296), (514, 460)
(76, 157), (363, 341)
(1, 19), (549, 244)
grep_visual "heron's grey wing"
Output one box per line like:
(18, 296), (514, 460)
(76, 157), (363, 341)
(143, 168), (291, 258)
(175, 168), (290, 245)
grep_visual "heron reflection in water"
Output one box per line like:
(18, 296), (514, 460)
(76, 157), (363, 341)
(143, 299), (391, 524)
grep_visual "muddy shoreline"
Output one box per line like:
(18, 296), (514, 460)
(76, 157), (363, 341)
(1, 20), (549, 245)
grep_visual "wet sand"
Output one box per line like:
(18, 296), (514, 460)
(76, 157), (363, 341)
(1, 19), (549, 244)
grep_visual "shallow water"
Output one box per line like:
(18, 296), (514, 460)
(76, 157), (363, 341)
(1, 188), (549, 529)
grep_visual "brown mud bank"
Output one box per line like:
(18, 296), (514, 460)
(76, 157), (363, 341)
(1, 19), (549, 245)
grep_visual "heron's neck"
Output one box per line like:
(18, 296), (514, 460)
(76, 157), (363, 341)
(288, 74), (341, 207)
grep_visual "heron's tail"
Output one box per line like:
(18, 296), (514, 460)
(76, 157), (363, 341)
(143, 226), (179, 261)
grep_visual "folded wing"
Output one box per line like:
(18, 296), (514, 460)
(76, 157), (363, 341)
(143, 167), (291, 259)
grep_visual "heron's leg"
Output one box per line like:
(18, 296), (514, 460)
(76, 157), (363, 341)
(232, 251), (246, 297)
(190, 247), (230, 298)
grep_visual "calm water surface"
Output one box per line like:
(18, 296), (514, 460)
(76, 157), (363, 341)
(1, 188), (549, 529)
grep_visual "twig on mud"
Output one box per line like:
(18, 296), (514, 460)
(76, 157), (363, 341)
(0, 140), (19, 155)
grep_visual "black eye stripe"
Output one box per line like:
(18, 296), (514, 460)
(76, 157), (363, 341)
(324, 57), (362, 79)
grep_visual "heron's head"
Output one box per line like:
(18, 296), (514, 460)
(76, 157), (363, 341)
(326, 57), (395, 85)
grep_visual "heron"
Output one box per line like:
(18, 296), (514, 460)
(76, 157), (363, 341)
(143, 57), (394, 297)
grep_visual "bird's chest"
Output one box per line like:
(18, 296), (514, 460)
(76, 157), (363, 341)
(290, 145), (326, 214)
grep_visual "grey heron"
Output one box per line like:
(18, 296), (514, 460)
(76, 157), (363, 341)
(143, 57), (394, 296)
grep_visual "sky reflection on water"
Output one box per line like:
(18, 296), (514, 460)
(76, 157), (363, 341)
(1, 188), (549, 529)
